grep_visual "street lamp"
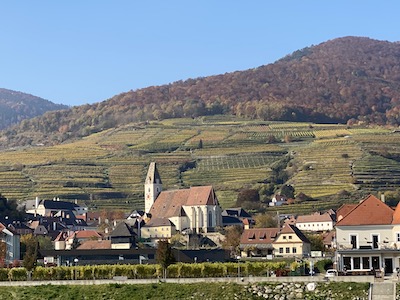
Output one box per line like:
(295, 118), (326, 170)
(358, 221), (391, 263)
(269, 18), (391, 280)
(237, 256), (242, 279)
(74, 258), (79, 280)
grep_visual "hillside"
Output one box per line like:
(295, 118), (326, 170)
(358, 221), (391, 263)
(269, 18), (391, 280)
(0, 115), (398, 213)
(0, 88), (68, 130)
(2, 36), (400, 148)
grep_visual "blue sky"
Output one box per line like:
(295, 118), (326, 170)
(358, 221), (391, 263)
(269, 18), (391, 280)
(1, 1), (399, 106)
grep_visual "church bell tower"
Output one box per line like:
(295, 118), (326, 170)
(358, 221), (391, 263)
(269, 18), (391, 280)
(144, 162), (162, 213)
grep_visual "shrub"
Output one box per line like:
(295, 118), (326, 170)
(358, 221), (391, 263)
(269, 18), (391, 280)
(202, 263), (225, 277)
(0, 268), (8, 281)
(8, 267), (28, 281)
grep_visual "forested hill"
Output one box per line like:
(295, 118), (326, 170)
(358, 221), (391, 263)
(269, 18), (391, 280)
(0, 88), (68, 130)
(3, 36), (400, 147)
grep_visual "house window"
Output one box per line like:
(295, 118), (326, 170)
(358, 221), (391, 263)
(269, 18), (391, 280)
(353, 257), (361, 270)
(292, 247), (297, 253)
(372, 235), (379, 249)
(362, 257), (370, 270)
(285, 247), (290, 253)
(350, 235), (357, 249)
(279, 247), (283, 254)
(288, 236), (292, 240)
(343, 257), (351, 270)
(396, 232), (400, 242)
(372, 256), (380, 270)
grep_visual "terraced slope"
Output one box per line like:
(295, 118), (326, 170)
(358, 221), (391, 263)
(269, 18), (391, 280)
(0, 115), (397, 212)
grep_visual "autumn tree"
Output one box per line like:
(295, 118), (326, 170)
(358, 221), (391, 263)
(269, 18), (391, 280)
(305, 233), (324, 251)
(236, 189), (260, 206)
(254, 213), (279, 228)
(221, 225), (243, 257)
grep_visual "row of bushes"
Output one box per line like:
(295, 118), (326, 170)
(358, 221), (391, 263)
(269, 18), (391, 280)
(0, 261), (287, 281)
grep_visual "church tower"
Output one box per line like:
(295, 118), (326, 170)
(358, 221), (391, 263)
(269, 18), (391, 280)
(144, 162), (162, 213)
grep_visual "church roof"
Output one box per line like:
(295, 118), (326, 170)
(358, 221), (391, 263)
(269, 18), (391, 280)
(149, 186), (218, 219)
(145, 162), (162, 185)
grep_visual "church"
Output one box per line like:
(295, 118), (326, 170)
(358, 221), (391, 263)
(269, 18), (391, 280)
(144, 162), (223, 234)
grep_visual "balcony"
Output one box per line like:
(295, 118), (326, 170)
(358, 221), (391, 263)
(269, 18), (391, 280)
(337, 241), (400, 251)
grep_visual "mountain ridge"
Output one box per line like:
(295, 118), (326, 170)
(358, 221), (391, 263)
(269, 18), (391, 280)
(3, 36), (400, 148)
(0, 88), (68, 130)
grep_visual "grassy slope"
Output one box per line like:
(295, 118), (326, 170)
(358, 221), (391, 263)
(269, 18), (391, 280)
(0, 115), (396, 212)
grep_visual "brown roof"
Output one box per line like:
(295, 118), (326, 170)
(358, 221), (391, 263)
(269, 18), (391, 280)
(296, 212), (333, 224)
(70, 230), (102, 240)
(322, 230), (336, 245)
(336, 204), (357, 222)
(240, 228), (279, 245)
(145, 217), (175, 227)
(186, 186), (217, 206)
(336, 194), (394, 226)
(77, 240), (111, 250)
(149, 186), (218, 219)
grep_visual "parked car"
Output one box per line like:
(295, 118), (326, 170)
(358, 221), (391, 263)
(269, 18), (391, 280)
(325, 269), (338, 277)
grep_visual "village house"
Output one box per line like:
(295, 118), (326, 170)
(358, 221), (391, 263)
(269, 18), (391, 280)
(54, 230), (103, 250)
(239, 224), (310, 259)
(26, 197), (88, 218)
(335, 194), (400, 275)
(140, 217), (176, 246)
(0, 221), (20, 265)
(269, 194), (287, 207)
(240, 227), (279, 258)
(273, 224), (311, 258)
(295, 210), (335, 232)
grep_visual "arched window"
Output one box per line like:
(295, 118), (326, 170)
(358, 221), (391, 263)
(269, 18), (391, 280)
(208, 211), (212, 227)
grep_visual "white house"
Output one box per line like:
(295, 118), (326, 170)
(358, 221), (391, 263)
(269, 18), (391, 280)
(269, 194), (287, 207)
(295, 211), (335, 232)
(26, 197), (88, 217)
(336, 194), (400, 275)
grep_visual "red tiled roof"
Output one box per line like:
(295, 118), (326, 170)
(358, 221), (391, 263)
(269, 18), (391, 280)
(336, 194), (394, 226)
(186, 186), (216, 206)
(73, 230), (102, 239)
(240, 228), (279, 245)
(392, 202), (400, 224)
(336, 204), (357, 221)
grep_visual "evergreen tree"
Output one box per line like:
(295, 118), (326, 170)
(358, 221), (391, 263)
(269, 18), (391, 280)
(156, 240), (175, 279)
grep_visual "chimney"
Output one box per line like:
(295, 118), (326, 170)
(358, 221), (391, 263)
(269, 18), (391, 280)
(381, 194), (385, 203)
(35, 197), (39, 209)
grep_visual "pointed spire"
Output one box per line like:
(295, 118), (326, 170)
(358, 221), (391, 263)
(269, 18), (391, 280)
(146, 162), (162, 185)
